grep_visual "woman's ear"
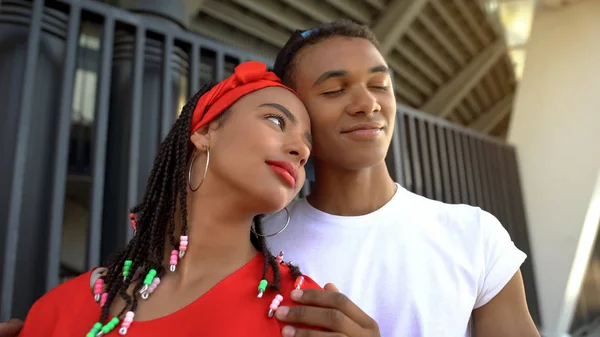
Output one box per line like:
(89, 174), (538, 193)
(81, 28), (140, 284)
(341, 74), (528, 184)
(189, 120), (220, 151)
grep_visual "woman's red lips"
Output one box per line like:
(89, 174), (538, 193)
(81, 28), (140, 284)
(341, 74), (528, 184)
(265, 160), (298, 188)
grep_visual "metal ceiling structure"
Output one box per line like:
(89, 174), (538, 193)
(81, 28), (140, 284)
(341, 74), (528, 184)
(182, 0), (520, 138)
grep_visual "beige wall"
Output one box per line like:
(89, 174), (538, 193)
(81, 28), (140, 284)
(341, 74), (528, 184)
(508, 1), (600, 336)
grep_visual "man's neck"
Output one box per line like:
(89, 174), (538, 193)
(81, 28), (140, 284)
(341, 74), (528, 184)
(307, 161), (397, 216)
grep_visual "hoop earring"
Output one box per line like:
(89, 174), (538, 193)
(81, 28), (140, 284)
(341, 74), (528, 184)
(188, 146), (210, 192)
(252, 207), (290, 238)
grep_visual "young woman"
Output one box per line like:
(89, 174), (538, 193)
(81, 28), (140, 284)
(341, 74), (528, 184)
(17, 61), (321, 337)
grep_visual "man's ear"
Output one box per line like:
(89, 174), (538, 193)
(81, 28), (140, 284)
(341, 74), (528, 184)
(189, 121), (220, 151)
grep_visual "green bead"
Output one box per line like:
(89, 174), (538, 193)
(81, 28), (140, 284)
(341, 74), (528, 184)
(101, 326), (111, 334)
(93, 322), (102, 329)
(86, 333), (95, 337)
(124, 260), (133, 266)
(258, 279), (268, 291)
(110, 317), (120, 325)
(148, 269), (157, 276)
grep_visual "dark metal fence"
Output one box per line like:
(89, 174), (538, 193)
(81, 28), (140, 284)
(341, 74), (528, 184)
(0, 0), (539, 326)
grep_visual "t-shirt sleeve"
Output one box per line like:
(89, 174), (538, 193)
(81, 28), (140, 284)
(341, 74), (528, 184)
(474, 208), (527, 309)
(18, 294), (58, 337)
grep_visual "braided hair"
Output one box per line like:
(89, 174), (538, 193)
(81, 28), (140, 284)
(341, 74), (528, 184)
(88, 83), (303, 335)
(273, 19), (380, 89)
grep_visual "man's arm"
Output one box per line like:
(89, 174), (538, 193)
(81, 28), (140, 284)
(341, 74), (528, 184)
(472, 269), (540, 337)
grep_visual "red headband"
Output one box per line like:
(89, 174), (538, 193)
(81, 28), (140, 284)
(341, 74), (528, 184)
(190, 61), (297, 135)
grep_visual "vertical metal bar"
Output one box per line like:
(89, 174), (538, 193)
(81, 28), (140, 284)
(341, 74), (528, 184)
(469, 135), (484, 208)
(445, 128), (460, 203)
(46, 4), (81, 291)
(428, 122), (443, 201)
(125, 26), (145, 241)
(401, 115), (413, 191)
(160, 34), (173, 140)
(386, 110), (404, 185)
(483, 140), (499, 217)
(462, 133), (476, 206)
(87, 17), (115, 270)
(418, 119), (433, 199)
(436, 126), (452, 203)
(475, 139), (489, 212)
(1, 0), (43, 321)
(189, 42), (200, 95)
(454, 131), (468, 204)
(216, 49), (224, 81)
(494, 144), (512, 230)
(408, 116), (422, 195)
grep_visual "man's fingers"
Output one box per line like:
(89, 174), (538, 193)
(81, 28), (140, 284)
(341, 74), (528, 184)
(282, 325), (347, 337)
(275, 304), (361, 334)
(289, 289), (374, 328)
(323, 283), (340, 293)
(0, 319), (24, 337)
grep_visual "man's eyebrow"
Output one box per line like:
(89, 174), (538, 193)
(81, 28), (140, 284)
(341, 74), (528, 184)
(312, 70), (347, 87)
(259, 103), (296, 124)
(369, 65), (390, 74)
(312, 65), (390, 87)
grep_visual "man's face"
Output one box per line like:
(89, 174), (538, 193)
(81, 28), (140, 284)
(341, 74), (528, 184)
(292, 37), (396, 170)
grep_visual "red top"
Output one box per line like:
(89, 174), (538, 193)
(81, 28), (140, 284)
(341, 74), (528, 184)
(19, 254), (322, 337)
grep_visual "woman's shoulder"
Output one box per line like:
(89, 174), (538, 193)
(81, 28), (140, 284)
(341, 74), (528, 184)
(276, 262), (322, 293)
(39, 269), (98, 307)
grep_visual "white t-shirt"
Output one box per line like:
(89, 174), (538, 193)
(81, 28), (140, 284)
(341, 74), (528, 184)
(264, 183), (526, 337)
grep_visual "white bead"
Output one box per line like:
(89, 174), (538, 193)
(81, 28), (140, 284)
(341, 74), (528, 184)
(178, 250), (185, 258)
(119, 327), (128, 335)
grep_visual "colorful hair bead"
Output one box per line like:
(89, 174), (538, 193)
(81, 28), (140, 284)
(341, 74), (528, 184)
(86, 322), (103, 337)
(140, 269), (157, 299)
(268, 294), (284, 318)
(147, 277), (160, 295)
(257, 279), (268, 298)
(169, 250), (179, 272)
(122, 260), (132, 280)
(178, 235), (188, 258)
(129, 213), (137, 234)
(93, 278), (104, 302)
(100, 293), (108, 307)
(118, 311), (135, 335)
(276, 251), (284, 264)
(100, 317), (120, 335)
(294, 276), (305, 290)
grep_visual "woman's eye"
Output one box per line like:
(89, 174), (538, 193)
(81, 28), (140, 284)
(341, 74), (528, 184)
(267, 115), (285, 129)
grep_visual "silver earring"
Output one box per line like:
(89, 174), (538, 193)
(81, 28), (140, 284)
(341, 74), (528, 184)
(188, 146), (210, 192)
(251, 207), (290, 238)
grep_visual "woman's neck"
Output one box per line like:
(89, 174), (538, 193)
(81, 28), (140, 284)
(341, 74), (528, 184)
(163, 189), (257, 286)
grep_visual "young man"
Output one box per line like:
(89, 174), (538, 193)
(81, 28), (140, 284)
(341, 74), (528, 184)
(263, 21), (540, 337)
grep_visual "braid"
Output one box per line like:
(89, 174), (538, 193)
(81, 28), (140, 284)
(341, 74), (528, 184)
(89, 81), (305, 334)
(273, 19), (380, 89)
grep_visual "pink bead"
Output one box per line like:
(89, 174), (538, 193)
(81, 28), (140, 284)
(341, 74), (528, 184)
(273, 299), (281, 305)
(100, 293), (108, 307)
(275, 294), (283, 302)
(180, 236), (188, 241)
(170, 250), (178, 256)
(269, 303), (278, 310)
(125, 311), (134, 319)
(180, 246), (187, 251)
(152, 278), (160, 285)
(170, 258), (178, 265)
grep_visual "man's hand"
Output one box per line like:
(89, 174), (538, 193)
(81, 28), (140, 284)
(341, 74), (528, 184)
(275, 283), (380, 337)
(0, 319), (23, 337)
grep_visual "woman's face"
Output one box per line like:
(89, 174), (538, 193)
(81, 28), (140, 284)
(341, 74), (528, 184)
(292, 37), (396, 170)
(191, 86), (311, 214)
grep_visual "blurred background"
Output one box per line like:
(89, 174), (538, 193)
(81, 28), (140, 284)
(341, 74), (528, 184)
(0, 0), (598, 336)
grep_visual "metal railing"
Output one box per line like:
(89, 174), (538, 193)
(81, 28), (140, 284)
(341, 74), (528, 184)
(0, 0), (539, 325)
